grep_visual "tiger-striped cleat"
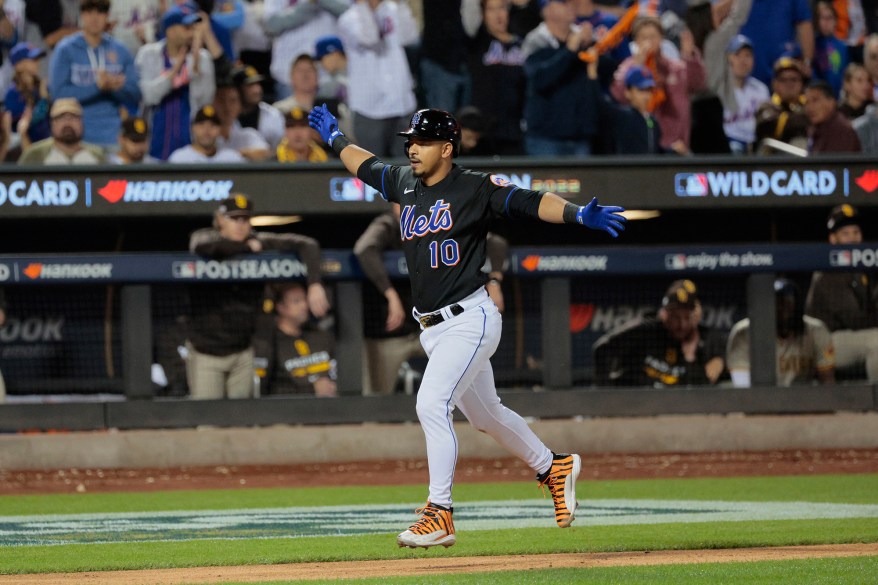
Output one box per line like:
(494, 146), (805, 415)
(397, 502), (456, 549)
(537, 453), (582, 528)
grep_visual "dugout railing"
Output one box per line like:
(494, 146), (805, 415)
(0, 243), (876, 431)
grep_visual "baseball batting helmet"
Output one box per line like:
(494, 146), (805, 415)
(398, 109), (461, 157)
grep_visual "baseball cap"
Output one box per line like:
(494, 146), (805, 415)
(218, 195), (253, 217)
(162, 4), (201, 31)
(50, 98), (83, 119)
(726, 34), (753, 54)
(285, 107), (309, 127)
(121, 116), (149, 142)
(9, 42), (45, 66)
(661, 279), (699, 310)
(773, 56), (803, 77)
(193, 104), (221, 125)
(624, 65), (656, 90)
(315, 35), (344, 59)
(233, 65), (264, 87)
(827, 204), (860, 233)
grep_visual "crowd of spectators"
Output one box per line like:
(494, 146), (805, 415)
(5, 0), (878, 164)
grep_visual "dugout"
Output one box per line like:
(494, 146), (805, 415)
(0, 156), (876, 432)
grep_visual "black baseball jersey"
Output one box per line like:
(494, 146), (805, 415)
(253, 326), (335, 395)
(357, 159), (542, 313)
(592, 317), (727, 387)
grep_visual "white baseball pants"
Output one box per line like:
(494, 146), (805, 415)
(415, 288), (553, 507)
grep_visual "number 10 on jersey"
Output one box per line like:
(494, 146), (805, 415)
(429, 239), (460, 268)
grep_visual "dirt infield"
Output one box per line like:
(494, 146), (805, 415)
(2, 544), (876, 585)
(2, 448), (877, 495)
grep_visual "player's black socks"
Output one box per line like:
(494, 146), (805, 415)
(536, 452), (567, 482)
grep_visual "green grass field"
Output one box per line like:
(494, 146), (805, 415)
(1, 474), (876, 583)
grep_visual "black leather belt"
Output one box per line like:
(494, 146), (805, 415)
(418, 304), (464, 328)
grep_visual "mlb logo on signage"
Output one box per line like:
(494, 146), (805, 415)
(172, 262), (196, 278)
(829, 250), (852, 267)
(665, 254), (687, 270)
(674, 173), (708, 197)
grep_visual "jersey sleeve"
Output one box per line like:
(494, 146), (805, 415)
(702, 327), (728, 362)
(811, 318), (836, 372)
(353, 213), (397, 294)
(804, 273), (835, 329)
(357, 156), (405, 203)
(481, 174), (544, 220)
(725, 320), (751, 372)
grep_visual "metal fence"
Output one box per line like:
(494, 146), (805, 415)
(0, 242), (875, 430)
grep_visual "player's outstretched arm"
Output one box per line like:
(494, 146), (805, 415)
(308, 104), (374, 175)
(538, 193), (627, 238)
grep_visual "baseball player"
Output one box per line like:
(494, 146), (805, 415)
(727, 278), (836, 387)
(309, 104), (626, 549)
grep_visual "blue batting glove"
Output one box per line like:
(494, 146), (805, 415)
(308, 103), (343, 146)
(576, 197), (627, 238)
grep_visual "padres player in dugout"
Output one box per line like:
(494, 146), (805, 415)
(309, 104), (626, 549)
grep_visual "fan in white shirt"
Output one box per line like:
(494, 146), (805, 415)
(214, 82), (271, 160)
(108, 0), (163, 56)
(263, 0), (351, 95)
(722, 35), (769, 154)
(337, 0), (419, 156)
(168, 104), (246, 163)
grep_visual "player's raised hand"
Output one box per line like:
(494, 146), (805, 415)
(576, 197), (627, 237)
(308, 103), (342, 146)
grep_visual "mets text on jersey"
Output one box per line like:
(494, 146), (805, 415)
(400, 200), (453, 241)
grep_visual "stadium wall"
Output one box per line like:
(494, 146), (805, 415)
(1, 412), (877, 470)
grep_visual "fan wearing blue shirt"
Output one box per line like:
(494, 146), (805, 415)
(49, 0), (141, 148)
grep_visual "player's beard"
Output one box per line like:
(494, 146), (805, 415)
(55, 126), (81, 145)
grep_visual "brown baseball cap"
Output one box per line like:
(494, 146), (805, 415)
(285, 107), (309, 127)
(121, 116), (149, 142)
(193, 105), (221, 125)
(773, 56), (804, 78)
(218, 194), (253, 217)
(827, 204), (860, 233)
(233, 65), (265, 87)
(661, 279), (699, 310)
